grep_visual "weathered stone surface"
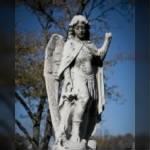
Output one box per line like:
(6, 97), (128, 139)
(87, 140), (96, 150)
(44, 15), (112, 150)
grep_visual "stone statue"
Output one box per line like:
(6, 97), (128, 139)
(44, 15), (112, 150)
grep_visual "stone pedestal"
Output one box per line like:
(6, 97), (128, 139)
(51, 140), (96, 150)
(87, 140), (96, 150)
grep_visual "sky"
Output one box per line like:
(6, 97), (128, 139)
(15, 4), (135, 136)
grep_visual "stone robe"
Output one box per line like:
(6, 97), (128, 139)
(57, 38), (105, 131)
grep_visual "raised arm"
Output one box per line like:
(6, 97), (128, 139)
(97, 32), (112, 60)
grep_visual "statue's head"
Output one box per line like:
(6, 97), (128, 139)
(68, 15), (90, 40)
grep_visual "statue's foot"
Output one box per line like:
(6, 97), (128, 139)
(51, 144), (66, 150)
(87, 140), (96, 150)
(70, 134), (80, 143)
(63, 139), (86, 150)
(56, 133), (67, 146)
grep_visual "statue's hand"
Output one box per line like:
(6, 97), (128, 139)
(64, 78), (73, 92)
(105, 32), (112, 41)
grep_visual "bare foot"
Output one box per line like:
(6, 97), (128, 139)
(70, 134), (80, 143)
(56, 133), (67, 146)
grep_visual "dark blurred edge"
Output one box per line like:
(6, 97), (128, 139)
(135, 0), (150, 149)
(0, 0), (15, 150)
(0, 0), (149, 149)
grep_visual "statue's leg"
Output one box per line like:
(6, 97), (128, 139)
(57, 100), (71, 140)
(86, 100), (98, 138)
(80, 100), (92, 140)
(70, 80), (89, 143)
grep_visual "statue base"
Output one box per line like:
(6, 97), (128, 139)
(51, 140), (96, 150)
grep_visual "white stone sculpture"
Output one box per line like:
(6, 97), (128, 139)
(44, 15), (112, 150)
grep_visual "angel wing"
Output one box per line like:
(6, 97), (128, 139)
(44, 33), (64, 78)
(44, 33), (64, 138)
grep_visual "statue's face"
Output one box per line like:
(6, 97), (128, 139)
(74, 21), (86, 40)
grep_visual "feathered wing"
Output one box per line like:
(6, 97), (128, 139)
(43, 33), (64, 138)
(44, 33), (64, 78)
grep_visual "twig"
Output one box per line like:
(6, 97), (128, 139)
(15, 119), (32, 143)
(15, 91), (34, 120)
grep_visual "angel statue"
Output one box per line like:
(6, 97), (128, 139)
(44, 15), (112, 150)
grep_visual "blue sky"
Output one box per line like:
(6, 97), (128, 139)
(15, 4), (135, 136)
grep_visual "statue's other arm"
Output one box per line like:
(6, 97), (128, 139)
(97, 32), (112, 60)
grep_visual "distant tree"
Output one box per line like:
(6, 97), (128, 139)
(15, 31), (53, 150)
(96, 133), (134, 150)
(15, 0), (134, 149)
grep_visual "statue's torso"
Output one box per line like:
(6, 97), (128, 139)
(74, 44), (93, 75)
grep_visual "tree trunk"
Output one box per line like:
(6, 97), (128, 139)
(32, 114), (40, 150)
(39, 110), (53, 150)
(43, 26), (49, 46)
(32, 98), (46, 150)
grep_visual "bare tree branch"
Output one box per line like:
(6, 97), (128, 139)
(32, 98), (46, 148)
(86, 0), (124, 28)
(15, 119), (32, 143)
(64, 4), (72, 20)
(86, 0), (96, 18)
(35, 13), (45, 29)
(21, 0), (57, 30)
(99, 0), (121, 17)
(15, 91), (34, 120)
(39, 110), (52, 150)
(77, 0), (90, 14)
(85, 0), (105, 18)
(93, 0), (105, 7)
(37, 98), (46, 120)
(113, 7), (132, 22)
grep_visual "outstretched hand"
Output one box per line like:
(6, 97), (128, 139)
(105, 32), (112, 40)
